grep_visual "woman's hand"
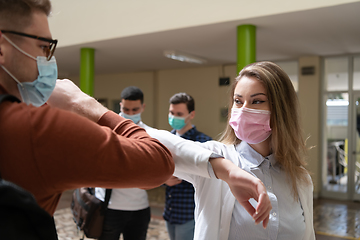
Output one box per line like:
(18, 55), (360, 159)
(210, 158), (271, 228)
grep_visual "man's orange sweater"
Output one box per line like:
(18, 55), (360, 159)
(0, 98), (174, 215)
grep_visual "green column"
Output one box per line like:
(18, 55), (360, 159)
(80, 48), (95, 96)
(237, 25), (256, 74)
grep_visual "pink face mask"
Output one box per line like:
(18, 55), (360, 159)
(229, 107), (272, 144)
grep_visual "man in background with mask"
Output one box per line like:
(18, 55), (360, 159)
(119, 86), (151, 130)
(164, 92), (212, 240)
(0, 0), (174, 218)
(95, 86), (152, 240)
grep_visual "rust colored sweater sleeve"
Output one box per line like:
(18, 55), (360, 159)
(94, 111), (175, 188)
(0, 102), (174, 215)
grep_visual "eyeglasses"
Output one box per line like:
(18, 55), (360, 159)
(1, 30), (58, 61)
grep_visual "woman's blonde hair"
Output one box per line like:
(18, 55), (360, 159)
(219, 61), (310, 199)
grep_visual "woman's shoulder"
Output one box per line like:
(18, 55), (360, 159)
(297, 170), (314, 192)
(198, 141), (238, 158)
(197, 140), (230, 149)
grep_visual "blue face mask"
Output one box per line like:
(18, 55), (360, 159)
(0, 35), (58, 107)
(168, 115), (186, 130)
(120, 112), (142, 124)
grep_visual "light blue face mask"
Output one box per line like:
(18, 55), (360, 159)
(168, 115), (186, 130)
(120, 112), (142, 124)
(0, 35), (58, 107)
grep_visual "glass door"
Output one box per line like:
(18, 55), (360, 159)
(323, 93), (348, 199)
(322, 55), (360, 200)
(351, 93), (360, 200)
(351, 56), (360, 200)
(322, 56), (349, 199)
(323, 93), (360, 200)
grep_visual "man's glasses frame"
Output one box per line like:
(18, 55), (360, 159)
(1, 30), (58, 61)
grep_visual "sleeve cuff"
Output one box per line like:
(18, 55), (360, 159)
(207, 153), (224, 179)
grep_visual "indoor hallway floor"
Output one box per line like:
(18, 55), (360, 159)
(55, 190), (360, 240)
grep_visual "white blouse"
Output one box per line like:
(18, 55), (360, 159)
(228, 142), (305, 240)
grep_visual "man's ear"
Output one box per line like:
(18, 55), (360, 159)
(142, 103), (146, 112)
(189, 110), (195, 120)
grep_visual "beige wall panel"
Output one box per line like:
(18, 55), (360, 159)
(94, 72), (155, 127)
(298, 56), (321, 197)
(157, 66), (221, 139)
(67, 76), (80, 86)
(217, 65), (238, 138)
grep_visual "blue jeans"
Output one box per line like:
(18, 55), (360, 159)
(166, 219), (195, 240)
(98, 207), (150, 240)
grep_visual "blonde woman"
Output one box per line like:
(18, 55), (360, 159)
(148, 61), (314, 240)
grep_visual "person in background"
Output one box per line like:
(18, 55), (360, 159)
(96, 86), (151, 240)
(119, 86), (151, 130)
(164, 92), (212, 240)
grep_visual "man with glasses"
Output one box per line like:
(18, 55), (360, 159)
(0, 0), (174, 218)
(1, 30), (57, 59)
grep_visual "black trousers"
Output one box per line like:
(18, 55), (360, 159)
(98, 207), (151, 240)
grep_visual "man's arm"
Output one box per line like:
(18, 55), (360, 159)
(45, 79), (174, 189)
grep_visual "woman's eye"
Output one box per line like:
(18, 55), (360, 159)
(253, 100), (265, 104)
(234, 99), (242, 104)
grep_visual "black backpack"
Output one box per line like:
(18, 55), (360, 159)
(0, 94), (58, 240)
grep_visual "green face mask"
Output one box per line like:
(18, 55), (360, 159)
(168, 115), (186, 130)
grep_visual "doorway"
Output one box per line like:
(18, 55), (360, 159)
(321, 55), (360, 201)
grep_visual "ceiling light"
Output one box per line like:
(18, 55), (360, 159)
(163, 50), (207, 64)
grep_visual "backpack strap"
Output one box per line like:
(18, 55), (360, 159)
(103, 189), (112, 210)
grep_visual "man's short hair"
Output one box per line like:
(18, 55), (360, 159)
(121, 86), (144, 103)
(169, 92), (195, 113)
(0, 0), (51, 31)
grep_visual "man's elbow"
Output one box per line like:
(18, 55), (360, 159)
(157, 151), (175, 184)
(147, 147), (174, 188)
(164, 152), (175, 180)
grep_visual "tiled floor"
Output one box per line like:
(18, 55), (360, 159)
(55, 190), (360, 240)
(55, 190), (169, 240)
(54, 208), (169, 240)
(313, 198), (360, 240)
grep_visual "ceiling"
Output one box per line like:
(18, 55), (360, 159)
(54, 2), (360, 78)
